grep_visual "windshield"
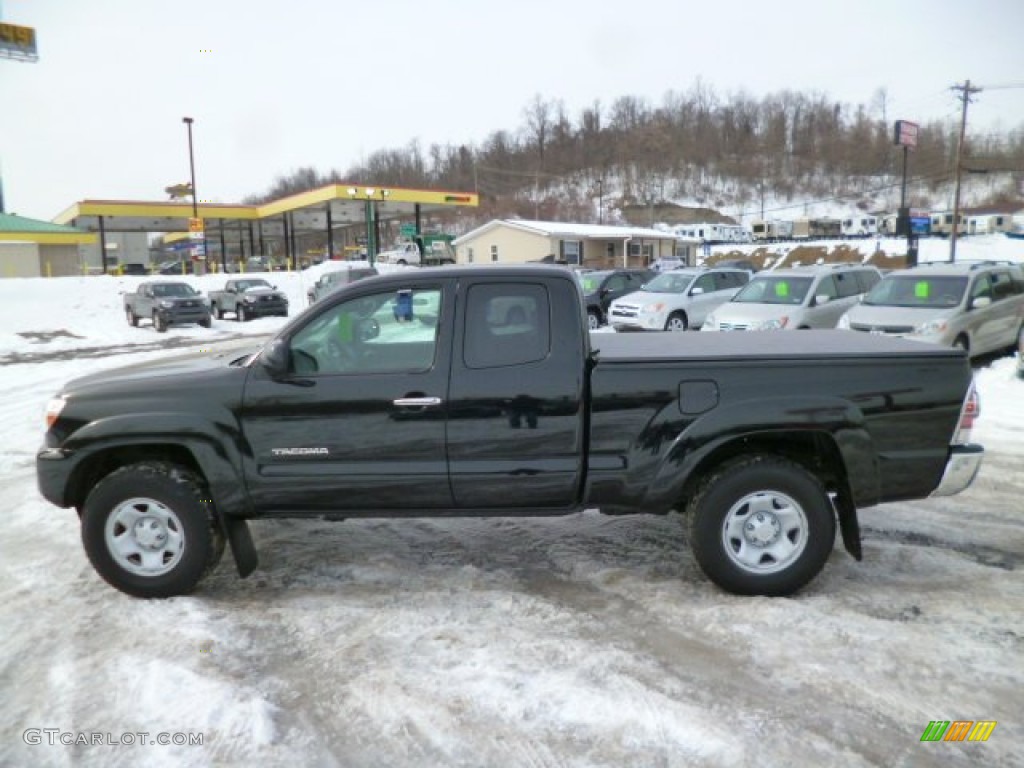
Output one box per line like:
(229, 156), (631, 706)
(152, 283), (196, 298)
(234, 279), (271, 291)
(863, 275), (967, 308)
(579, 272), (610, 293)
(732, 276), (813, 305)
(643, 271), (696, 294)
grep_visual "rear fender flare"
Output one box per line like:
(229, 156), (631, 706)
(644, 395), (880, 512)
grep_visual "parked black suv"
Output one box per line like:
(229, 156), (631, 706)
(577, 269), (652, 328)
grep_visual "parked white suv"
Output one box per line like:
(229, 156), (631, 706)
(608, 268), (750, 331)
(838, 260), (1024, 357)
(703, 263), (882, 331)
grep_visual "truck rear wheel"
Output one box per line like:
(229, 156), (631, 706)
(687, 455), (835, 596)
(81, 462), (224, 598)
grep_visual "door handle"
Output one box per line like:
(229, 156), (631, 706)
(393, 396), (443, 407)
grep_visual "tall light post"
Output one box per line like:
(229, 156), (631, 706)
(182, 117), (205, 269)
(182, 117), (198, 219)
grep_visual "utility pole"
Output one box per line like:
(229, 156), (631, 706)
(948, 80), (982, 263)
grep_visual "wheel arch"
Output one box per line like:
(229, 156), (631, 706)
(642, 397), (879, 559)
(63, 414), (252, 521)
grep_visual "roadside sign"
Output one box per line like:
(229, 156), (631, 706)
(399, 223), (417, 237)
(893, 120), (919, 150)
(189, 217), (205, 239)
(191, 243), (206, 257)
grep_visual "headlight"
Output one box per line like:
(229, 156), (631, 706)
(45, 396), (66, 429)
(639, 303), (665, 315)
(243, 295), (258, 303)
(837, 314), (850, 330)
(158, 300), (174, 309)
(913, 319), (948, 336)
(756, 317), (789, 330)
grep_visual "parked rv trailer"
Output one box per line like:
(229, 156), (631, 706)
(930, 212), (967, 237)
(673, 222), (751, 244)
(840, 215), (879, 238)
(751, 219), (794, 241)
(792, 217), (840, 239)
(967, 214), (1014, 235)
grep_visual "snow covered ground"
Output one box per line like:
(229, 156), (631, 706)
(1, 242), (1022, 767)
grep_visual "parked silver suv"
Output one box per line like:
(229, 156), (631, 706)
(838, 261), (1024, 357)
(703, 263), (882, 331)
(608, 267), (750, 331)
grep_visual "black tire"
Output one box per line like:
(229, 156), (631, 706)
(587, 309), (602, 330)
(199, 315), (212, 328)
(237, 305), (249, 322)
(687, 455), (836, 596)
(153, 312), (167, 333)
(664, 312), (688, 332)
(81, 462), (224, 598)
(216, 305), (225, 320)
(126, 308), (138, 327)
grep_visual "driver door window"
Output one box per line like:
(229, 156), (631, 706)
(290, 288), (441, 375)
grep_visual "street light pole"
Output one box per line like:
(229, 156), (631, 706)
(182, 117), (198, 219)
(182, 117), (205, 270)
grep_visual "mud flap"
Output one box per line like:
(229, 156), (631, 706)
(221, 516), (258, 578)
(833, 486), (862, 561)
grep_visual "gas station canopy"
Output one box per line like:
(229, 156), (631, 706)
(53, 184), (478, 237)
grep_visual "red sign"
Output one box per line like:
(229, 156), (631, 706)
(894, 120), (919, 150)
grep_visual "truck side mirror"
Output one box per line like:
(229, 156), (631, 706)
(814, 294), (831, 306)
(259, 338), (290, 377)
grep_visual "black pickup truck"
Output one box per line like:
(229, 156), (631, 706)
(38, 266), (983, 598)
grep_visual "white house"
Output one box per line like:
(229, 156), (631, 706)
(452, 219), (684, 269)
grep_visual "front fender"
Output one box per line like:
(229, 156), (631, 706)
(642, 395), (880, 511)
(61, 412), (251, 518)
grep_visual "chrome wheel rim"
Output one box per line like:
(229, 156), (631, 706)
(721, 490), (808, 574)
(104, 497), (185, 576)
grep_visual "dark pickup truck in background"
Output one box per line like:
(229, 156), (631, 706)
(39, 266), (982, 598)
(208, 278), (289, 321)
(123, 280), (212, 331)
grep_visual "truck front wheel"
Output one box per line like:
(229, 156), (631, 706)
(687, 456), (835, 596)
(153, 312), (167, 332)
(80, 462), (225, 598)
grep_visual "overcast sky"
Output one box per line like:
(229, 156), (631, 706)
(1, 0), (1023, 220)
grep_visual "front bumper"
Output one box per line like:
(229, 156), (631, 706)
(239, 298), (288, 317)
(36, 447), (74, 508)
(930, 443), (984, 497)
(158, 307), (211, 325)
